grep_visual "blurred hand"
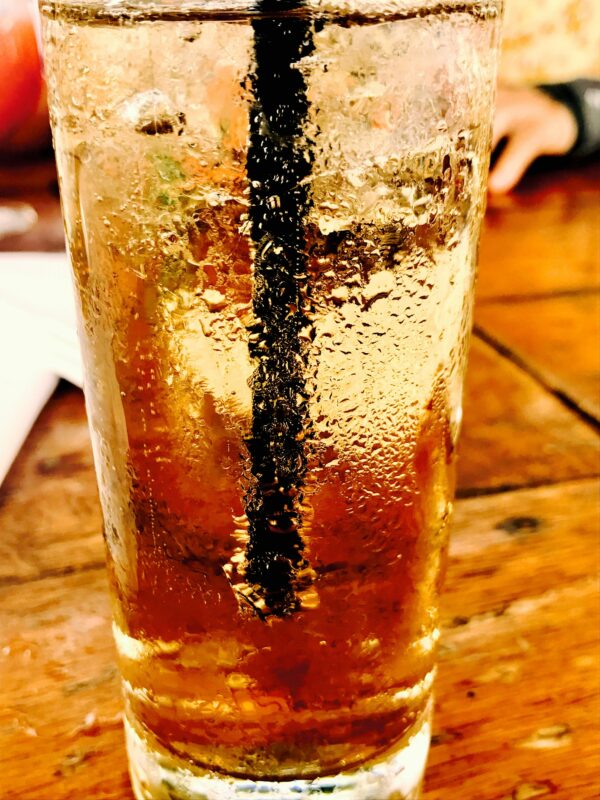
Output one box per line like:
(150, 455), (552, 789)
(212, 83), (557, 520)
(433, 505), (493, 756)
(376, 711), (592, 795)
(489, 87), (578, 194)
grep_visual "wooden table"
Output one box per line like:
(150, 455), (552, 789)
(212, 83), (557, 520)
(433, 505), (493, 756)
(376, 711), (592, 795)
(1, 161), (599, 800)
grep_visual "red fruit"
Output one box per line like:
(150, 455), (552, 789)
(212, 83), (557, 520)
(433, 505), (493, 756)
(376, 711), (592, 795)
(0, 12), (44, 143)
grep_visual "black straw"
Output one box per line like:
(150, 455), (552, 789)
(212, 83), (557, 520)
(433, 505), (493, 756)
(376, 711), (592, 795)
(241, 1), (315, 617)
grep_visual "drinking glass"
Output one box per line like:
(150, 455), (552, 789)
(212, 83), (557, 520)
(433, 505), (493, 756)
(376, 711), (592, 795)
(40, 2), (502, 798)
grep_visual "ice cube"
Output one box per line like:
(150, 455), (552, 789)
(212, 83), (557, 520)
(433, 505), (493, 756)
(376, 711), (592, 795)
(118, 89), (186, 136)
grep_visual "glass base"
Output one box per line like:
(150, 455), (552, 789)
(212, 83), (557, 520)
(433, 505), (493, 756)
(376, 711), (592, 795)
(126, 705), (431, 800)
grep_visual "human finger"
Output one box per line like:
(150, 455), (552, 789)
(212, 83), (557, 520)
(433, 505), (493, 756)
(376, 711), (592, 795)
(491, 104), (514, 150)
(488, 130), (541, 194)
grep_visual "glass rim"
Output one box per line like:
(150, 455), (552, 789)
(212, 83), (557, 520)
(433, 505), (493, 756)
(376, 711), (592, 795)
(39, 0), (503, 22)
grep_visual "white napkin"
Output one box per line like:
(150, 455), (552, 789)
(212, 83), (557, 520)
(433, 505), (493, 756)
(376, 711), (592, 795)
(0, 252), (83, 485)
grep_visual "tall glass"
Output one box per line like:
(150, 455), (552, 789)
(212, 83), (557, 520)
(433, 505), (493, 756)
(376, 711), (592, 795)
(40, 2), (501, 798)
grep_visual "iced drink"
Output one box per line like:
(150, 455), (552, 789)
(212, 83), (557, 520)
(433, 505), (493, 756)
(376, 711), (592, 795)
(40, 1), (501, 797)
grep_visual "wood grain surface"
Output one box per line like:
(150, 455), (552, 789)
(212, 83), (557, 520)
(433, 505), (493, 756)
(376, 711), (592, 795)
(476, 293), (600, 423)
(429, 479), (600, 800)
(459, 337), (600, 494)
(478, 164), (600, 301)
(0, 162), (599, 800)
